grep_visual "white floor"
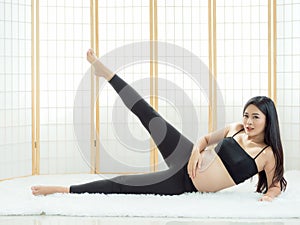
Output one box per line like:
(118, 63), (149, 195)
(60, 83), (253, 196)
(1, 171), (300, 218)
(0, 216), (300, 225)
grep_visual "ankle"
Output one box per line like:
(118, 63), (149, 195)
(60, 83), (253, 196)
(91, 60), (114, 81)
(64, 186), (70, 193)
(105, 72), (115, 81)
(58, 186), (69, 194)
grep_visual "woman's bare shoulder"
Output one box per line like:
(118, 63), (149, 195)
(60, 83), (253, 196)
(226, 123), (244, 136)
(264, 146), (275, 160)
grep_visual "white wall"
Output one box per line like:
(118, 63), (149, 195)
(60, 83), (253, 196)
(0, 0), (32, 180)
(216, 1), (269, 124)
(0, 0), (299, 179)
(38, 0), (91, 174)
(277, 0), (300, 170)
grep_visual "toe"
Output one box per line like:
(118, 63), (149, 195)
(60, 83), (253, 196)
(88, 48), (94, 54)
(87, 49), (97, 63)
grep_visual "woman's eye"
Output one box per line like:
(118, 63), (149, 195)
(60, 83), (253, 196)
(243, 114), (248, 118)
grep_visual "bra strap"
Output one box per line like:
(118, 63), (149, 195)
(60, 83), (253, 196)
(232, 128), (244, 138)
(254, 145), (269, 159)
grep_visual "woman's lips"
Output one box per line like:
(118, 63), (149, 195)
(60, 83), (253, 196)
(246, 127), (254, 132)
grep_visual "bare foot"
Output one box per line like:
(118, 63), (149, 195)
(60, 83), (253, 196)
(31, 186), (69, 196)
(87, 49), (114, 81)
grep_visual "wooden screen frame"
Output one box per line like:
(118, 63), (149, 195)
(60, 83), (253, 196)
(28, 0), (278, 175)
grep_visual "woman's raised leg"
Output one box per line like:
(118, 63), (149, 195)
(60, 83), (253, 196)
(87, 49), (194, 168)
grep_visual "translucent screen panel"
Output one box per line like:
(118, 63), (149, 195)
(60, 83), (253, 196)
(39, 0), (91, 174)
(98, 1), (151, 173)
(0, 1), (32, 179)
(216, 0), (268, 124)
(98, 64), (152, 173)
(277, 1), (300, 170)
(156, 1), (209, 170)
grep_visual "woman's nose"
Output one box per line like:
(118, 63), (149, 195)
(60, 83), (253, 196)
(247, 118), (253, 125)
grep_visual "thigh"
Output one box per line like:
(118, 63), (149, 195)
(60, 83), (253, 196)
(111, 166), (195, 195)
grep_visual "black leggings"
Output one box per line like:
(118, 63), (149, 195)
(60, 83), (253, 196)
(70, 75), (197, 195)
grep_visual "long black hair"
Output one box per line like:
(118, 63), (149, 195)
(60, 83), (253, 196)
(243, 96), (287, 193)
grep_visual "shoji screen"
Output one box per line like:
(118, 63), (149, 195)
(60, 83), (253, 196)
(97, 1), (151, 173)
(216, 1), (269, 124)
(277, 1), (300, 170)
(0, 1), (32, 179)
(156, 1), (209, 169)
(39, 0), (91, 174)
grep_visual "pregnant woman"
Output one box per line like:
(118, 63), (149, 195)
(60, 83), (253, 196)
(31, 49), (287, 202)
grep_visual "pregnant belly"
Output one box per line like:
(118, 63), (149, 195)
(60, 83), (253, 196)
(191, 155), (236, 192)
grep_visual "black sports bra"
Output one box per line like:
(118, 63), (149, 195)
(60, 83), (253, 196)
(215, 129), (268, 184)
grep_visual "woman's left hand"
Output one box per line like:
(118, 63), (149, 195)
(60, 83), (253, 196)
(259, 195), (273, 202)
(187, 147), (203, 179)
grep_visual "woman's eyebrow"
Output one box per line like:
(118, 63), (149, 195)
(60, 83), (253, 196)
(244, 112), (260, 115)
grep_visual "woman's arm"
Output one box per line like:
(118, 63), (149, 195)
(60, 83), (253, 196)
(259, 185), (281, 201)
(259, 148), (281, 201)
(187, 123), (238, 179)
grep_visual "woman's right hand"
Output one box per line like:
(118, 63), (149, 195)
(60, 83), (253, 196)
(187, 145), (203, 179)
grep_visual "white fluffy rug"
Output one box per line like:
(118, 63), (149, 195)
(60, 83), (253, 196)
(0, 171), (299, 218)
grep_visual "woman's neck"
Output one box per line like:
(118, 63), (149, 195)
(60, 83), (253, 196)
(244, 133), (265, 144)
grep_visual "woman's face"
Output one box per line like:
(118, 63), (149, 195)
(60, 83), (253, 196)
(243, 104), (266, 138)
